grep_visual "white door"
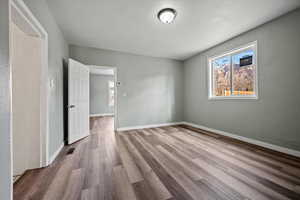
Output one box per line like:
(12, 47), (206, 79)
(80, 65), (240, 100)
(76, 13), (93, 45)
(68, 59), (90, 144)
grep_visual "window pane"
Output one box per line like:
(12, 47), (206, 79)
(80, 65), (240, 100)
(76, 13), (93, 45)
(232, 49), (255, 96)
(212, 56), (231, 96)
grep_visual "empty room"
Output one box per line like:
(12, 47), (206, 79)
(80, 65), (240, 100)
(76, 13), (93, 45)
(1, 0), (300, 200)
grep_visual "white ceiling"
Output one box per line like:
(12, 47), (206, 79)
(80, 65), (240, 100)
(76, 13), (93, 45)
(47, 0), (300, 60)
(89, 66), (114, 75)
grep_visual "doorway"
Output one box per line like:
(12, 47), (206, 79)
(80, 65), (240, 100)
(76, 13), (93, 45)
(89, 65), (117, 131)
(9, 0), (49, 183)
(67, 60), (118, 145)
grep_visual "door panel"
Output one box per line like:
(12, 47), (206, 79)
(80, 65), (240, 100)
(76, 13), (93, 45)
(68, 59), (89, 144)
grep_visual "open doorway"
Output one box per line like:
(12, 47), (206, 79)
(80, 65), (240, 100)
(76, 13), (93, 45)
(10, 0), (49, 183)
(89, 66), (117, 131)
(67, 59), (118, 144)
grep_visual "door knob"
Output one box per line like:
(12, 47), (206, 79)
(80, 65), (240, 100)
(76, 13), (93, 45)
(69, 105), (75, 108)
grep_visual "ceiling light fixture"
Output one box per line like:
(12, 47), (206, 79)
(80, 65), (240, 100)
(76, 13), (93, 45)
(157, 8), (177, 24)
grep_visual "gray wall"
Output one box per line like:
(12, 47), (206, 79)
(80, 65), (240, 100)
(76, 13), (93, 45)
(1, 1), (68, 198)
(90, 74), (114, 115)
(24, 0), (69, 157)
(183, 9), (300, 151)
(0, 0), (11, 199)
(70, 45), (184, 128)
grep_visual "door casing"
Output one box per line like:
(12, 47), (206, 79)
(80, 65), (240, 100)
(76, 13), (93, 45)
(9, 1), (50, 197)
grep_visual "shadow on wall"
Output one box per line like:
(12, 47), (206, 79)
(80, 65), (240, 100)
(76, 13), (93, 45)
(63, 59), (68, 145)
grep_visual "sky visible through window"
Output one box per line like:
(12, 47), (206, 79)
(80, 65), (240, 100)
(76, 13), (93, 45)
(232, 49), (254, 65)
(213, 49), (254, 67)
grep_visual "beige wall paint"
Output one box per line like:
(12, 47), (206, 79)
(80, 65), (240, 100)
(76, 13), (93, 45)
(11, 22), (41, 175)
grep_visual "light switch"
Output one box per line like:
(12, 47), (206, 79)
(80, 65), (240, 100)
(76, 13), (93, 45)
(49, 79), (55, 89)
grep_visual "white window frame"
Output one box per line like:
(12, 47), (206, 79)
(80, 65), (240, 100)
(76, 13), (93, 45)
(208, 41), (258, 100)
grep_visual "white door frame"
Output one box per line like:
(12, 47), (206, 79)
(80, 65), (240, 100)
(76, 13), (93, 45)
(9, 0), (49, 179)
(88, 65), (118, 130)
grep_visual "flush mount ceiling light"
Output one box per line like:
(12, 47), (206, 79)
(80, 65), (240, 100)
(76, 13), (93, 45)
(157, 8), (177, 24)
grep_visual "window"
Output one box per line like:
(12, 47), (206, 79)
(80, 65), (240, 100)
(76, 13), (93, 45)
(208, 42), (257, 99)
(108, 81), (114, 107)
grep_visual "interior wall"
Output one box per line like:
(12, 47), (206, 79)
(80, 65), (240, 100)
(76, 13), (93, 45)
(70, 45), (184, 128)
(0, 0), (11, 198)
(183, 9), (300, 151)
(23, 0), (69, 158)
(90, 74), (114, 115)
(11, 22), (41, 175)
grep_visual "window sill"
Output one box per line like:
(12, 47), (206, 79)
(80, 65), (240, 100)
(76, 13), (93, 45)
(208, 96), (258, 100)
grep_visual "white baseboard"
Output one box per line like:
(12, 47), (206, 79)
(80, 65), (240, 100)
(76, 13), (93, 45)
(48, 143), (64, 165)
(182, 122), (300, 158)
(90, 113), (114, 117)
(117, 122), (184, 131)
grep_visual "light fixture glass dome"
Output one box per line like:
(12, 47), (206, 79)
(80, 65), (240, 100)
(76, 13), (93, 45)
(158, 8), (177, 24)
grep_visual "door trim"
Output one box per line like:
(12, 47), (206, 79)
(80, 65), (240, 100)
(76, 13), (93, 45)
(9, 0), (50, 193)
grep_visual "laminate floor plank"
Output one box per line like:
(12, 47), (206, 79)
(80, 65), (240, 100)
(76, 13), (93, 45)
(180, 125), (300, 168)
(42, 156), (75, 200)
(132, 180), (160, 200)
(62, 168), (85, 200)
(14, 117), (300, 200)
(116, 134), (144, 184)
(178, 130), (300, 180)
(113, 165), (138, 200)
(121, 134), (172, 200)
(172, 132), (300, 193)
(128, 134), (195, 200)
(167, 131), (300, 199)
(131, 133), (214, 200)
